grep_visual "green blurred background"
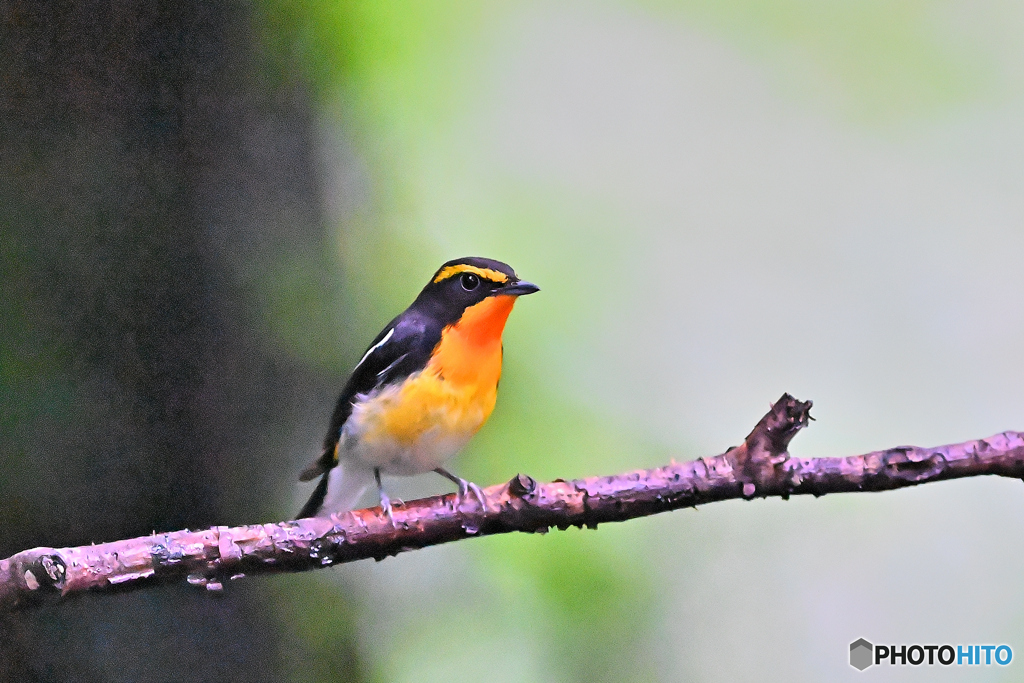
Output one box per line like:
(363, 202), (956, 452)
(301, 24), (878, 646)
(3, 1), (1024, 681)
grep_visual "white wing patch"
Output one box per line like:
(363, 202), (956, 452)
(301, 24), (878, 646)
(354, 327), (394, 372)
(377, 352), (409, 380)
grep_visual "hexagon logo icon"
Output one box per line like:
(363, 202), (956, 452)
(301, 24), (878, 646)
(850, 638), (873, 671)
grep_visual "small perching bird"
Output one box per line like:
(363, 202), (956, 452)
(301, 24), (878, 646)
(297, 257), (539, 520)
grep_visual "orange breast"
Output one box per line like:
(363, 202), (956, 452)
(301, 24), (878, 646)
(350, 295), (518, 471)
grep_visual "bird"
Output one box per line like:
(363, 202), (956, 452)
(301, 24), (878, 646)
(297, 256), (539, 520)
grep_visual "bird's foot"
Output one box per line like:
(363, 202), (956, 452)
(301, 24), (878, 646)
(434, 467), (487, 512)
(375, 468), (401, 525)
(465, 480), (487, 511)
(378, 489), (396, 525)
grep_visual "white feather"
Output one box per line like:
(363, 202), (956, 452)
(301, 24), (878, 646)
(319, 460), (375, 516)
(354, 327), (394, 371)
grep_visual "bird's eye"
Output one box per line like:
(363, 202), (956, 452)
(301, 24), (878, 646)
(460, 273), (480, 291)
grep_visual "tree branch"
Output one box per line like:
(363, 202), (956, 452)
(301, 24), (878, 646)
(4, 393), (1024, 610)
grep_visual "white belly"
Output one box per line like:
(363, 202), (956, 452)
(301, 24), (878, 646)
(340, 426), (475, 476)
(338, 374), (491, 475)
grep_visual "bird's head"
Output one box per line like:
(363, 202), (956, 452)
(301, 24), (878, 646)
(412, 257), (539, 332)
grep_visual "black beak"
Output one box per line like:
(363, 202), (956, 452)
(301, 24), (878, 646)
(500, 279), (540, 297)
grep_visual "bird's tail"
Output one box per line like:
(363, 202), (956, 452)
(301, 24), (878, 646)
(296, 461), (374, 519)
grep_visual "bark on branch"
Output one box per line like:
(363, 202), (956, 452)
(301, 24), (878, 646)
(4, 393), (1024, 610)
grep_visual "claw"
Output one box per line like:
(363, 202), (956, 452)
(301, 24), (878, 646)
(467, 481), (487, 510)
(434, 467), (487, 512)
(379, 489), (395, 525)
(375, 468), (396, 526)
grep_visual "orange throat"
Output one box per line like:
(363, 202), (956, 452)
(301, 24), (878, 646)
(428, 294), (516, 387)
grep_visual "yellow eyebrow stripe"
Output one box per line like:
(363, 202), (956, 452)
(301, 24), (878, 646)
(433, 264), (510, 284)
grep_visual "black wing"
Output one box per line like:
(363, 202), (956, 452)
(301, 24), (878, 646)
(299, 311), (440, 481)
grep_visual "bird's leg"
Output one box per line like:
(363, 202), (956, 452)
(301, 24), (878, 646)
(374, 468), (396, 525)
(433, 467), (487, 511)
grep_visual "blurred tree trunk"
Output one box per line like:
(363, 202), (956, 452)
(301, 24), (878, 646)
(0, 1), (363, 680)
